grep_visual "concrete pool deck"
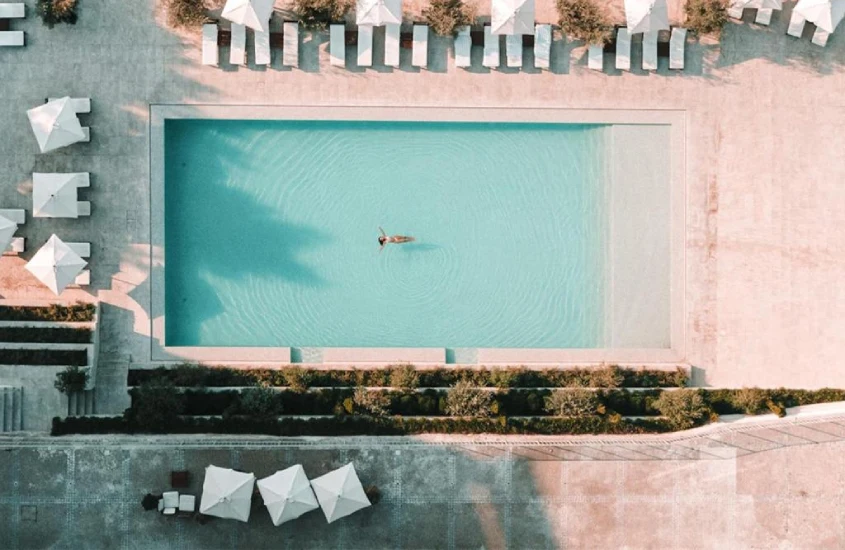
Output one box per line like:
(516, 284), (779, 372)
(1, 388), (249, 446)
(0, 0), (844, 386)
(4, 410), (845, 549)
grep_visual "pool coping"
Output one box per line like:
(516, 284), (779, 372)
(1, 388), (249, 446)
(150, 105), (685, 364)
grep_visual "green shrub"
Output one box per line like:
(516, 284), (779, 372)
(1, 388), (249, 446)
(166, 0), (208, 29)
(684, 0), (728, 36)
(732, 387), (767, 414)
(126, 378), (185, 433)
(544, 389), (601, 417)
(388, 364), (419, 391)
(766, 399), (786, 417)
(0, 303), (95, 322)
(36, 0), (79, 28)
(555, 0), (612, 45)
(445, 381), (493, 417)
(294, 0), (352, 29)
(353, 387), (391, 416)
(589, 365), (624, 388)
(423, 0), (475, 36)
(54, 365), (89, 394)
(0, 327), (91, 344)
(282, 367), (312, 393)
(489, 367), (522, 389)
(0, 349), (87, 366)
(238, 387), (283, 418)
(653, 389), (711, 430)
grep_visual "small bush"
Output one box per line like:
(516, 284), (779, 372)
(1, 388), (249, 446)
(238, 387), (283, 418)
(54, 365), (89, 394)
(445, 381), (493, 417)
(684, 0), (728, 36)
(36, 0), (79, 28)
(672, 367), (689, 387)
(294, 0), (352, 30)
(733, 387), (767, 415)
(0, 303), (95, 322)
(766, 399), (786, 417)
(141, 493), (160, 511)
(353, 387), (391, 416)
(556, 0), (612, 45)
(389, 364), (419, 392)
(490, 367), (522, 389)
(423, 0), (475, 37)
(166, 0), (208, 29)
(283, 367), (312, 393)
(653, 389), (711, 430)
(364, 485), (381, 504)
(544, 389), (601, 417)
(589, 365), (624, 388)
(127, 378), (185, 433)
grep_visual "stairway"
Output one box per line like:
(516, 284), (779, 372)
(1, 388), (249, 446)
(67, 390), (96, 417)
(0, 386), (23, 432)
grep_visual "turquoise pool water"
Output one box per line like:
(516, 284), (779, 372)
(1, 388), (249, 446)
(164, 120), (608, 348)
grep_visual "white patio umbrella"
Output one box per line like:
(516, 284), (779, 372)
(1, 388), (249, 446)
(221, 0), (275, 32)
(625, 0), (670, 33)
(199, 465), (256, 522)
(795, 0), (845, 32)
(257, 465), (319, 526)
(310, 463), (371, 523)
(730, 0), (782, 10)
(356, 0), (402, 26)
(25, 235), (87, 295)
(0, 214), (18, 253)
(26, 97), (86, 154)
(33, 173), (85, 218)
(491, 0), (535, 35)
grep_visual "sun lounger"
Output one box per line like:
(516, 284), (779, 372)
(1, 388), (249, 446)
(283, 21), (298, 66)
(787, 12), (806, 37)
(505, 34), (522, 67)
(755, 8), (773, 25)
(533, 24), (551, 69)
(454, 25), (471, 68)
(161, 491), (179, 515)
(230, 23), (246, 65)
(330, 24), (345, 66)
(0, 4), (24, 18)
(615, 27), (631, 70)
(812, 27), (830, 46)
(588, 43), (603, 70)
(0, 209), (25, 254)
(358, 25), (373, 67)
(412, 24), (428, 68)
(385, 23), (400, 67)
(47, 98), (91, 114)
(202, 24), (218, 66)
(642, 30), (658, 70)
(0, 31), (23, 46)
(728, 4), (744, 19)
(483, 26), (499, 68)
(669, 27), (686, 69)
(255, 29), (270, 65)
(178, 495), (196, 513)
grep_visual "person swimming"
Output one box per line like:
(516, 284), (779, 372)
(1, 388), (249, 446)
(379, 227), (415, 251)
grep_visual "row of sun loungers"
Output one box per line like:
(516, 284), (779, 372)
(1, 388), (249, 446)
(0, 3), (25, 47)
(204, 21), (303, 67)
(729, 6), (832, 47)
(588, 27), (686, 71)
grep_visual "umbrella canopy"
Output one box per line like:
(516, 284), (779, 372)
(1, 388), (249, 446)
(795, 0), (845, 32)
(26, 97), (86, 154)
(625, 0), (670, 33)
(25, 235), (87, 295)
(257, 465), (319, 526)
(199, 465), (256, 522)
(221, 0), (275, 32)
(491, 0), (535, 35)
(33, 173), (85, 218)
(310, 463), (371, 523)
(0, 214), (18, 253)
(356, 0), (402, 26)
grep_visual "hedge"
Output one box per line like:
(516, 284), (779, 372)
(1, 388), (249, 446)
(0, 349), (87, 366)
(52, 414), (675, 436)
(151, 388), (666, 418)
(128, 364), (687, 389)
(0, 327), (92, 344)
(0, 303), (95, 322)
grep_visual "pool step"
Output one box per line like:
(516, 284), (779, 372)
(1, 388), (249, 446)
(0, 386), (23, 432)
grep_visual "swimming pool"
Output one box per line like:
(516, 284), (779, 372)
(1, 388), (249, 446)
(164, 119), (610, 349)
